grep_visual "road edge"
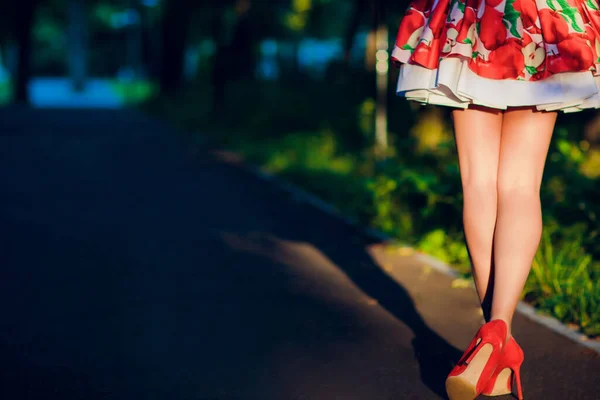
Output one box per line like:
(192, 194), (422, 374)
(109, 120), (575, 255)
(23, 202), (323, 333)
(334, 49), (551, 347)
(211, 149), (600, 354)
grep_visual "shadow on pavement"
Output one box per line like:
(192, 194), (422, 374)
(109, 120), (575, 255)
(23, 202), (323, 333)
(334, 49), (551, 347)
(318, 243), (463, 397)
(252, 193), (463, 398)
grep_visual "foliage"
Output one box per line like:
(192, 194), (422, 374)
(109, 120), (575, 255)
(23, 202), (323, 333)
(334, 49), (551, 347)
(0, 80), (12, 105)
(285, 0), (353, 38)
(111, 80), (157, 104)
(524, 223), (600, 337)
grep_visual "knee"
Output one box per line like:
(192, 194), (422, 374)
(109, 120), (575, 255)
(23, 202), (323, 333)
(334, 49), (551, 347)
(497, 177), (541, 202)
(462, 177), (498, 204)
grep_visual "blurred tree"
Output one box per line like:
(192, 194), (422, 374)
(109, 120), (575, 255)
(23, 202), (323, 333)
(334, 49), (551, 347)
(211, 0), (256, 116)
(304, 0), (352, 39)
(0, 2), (17, 42)
(68, 0), (88, 91)
(15, 0), (38, 103)
(139, 0), (162, 80)
(0, 1), (17, 83)
(343, 0), (368, 63)
(160, 0), (193, 93)
(125, 0), (143, 79)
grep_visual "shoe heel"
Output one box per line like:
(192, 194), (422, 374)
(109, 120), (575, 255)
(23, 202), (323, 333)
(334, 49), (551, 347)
(482, 336), (525, 398)
(514, 364), (523, 400)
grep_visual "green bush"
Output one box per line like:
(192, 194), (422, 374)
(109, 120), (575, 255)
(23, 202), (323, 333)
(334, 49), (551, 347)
(524, 222), (600, 337)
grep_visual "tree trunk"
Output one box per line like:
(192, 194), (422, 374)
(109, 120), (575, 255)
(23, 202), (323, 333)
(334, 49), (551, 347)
(344, 0), (367, 64)
(15, 0), (36, 104)
(160, 0), (191, 94)
(68, 0), (88, 92)
(126, 0), (143, 80)
(373, 0), (388, 156)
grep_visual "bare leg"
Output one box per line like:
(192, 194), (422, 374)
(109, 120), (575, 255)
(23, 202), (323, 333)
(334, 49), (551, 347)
(452, 106), (503, 321)
(491, 107), (557, 337)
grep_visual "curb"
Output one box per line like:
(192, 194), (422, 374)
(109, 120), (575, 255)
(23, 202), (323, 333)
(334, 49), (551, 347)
(212, 149), (600, 354)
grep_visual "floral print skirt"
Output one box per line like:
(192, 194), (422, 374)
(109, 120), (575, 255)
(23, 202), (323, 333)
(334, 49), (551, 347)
(391, 0), (600, 112)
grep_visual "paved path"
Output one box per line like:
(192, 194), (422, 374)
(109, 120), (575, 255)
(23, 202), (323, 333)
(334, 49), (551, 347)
(1, 108), (598, 400)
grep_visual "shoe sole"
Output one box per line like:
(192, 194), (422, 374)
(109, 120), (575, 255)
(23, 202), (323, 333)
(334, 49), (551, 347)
(446, 376), (477, 400)
(446, 342), (493, 400)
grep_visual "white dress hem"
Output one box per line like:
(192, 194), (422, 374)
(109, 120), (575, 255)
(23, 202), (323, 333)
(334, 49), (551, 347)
(393, 47), (600, 113)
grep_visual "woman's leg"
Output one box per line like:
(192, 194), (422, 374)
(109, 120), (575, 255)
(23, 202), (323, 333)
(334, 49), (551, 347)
(452, 106), (503, 321)
(491, 107), (557, 337)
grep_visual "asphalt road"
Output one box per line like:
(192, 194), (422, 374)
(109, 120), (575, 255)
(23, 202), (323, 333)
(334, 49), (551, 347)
(1, 108), (598, 399)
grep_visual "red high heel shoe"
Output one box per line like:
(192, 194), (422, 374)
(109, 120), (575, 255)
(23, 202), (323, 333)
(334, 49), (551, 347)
(445, 319), (508, 400)
(481, 336), (524, 399)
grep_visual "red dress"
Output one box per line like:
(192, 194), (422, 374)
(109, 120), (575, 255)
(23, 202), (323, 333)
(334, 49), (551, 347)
(392, 0), (600, 112)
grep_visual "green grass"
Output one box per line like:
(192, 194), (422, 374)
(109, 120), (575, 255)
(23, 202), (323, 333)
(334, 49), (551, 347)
(111, 80), (157, 104)
(524, 223), (600, 337)
(143, 73), (600, 339)
(0, 80), (12, 105)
